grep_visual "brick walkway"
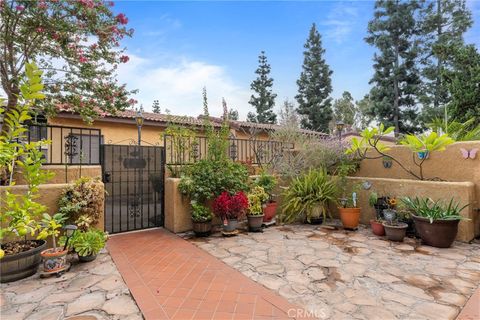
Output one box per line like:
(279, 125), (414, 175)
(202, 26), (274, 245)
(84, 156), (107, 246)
(456, 286), (480, 320)
(108, 228), (305, 320)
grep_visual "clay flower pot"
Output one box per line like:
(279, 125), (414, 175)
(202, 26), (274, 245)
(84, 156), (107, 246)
(370, 219), (385, 236)
(41, 248), (68, 273)
(339, 207), (361, 230)
(262, 201), (277, 222)
(382, 222), (407, 242)
(412, 215), (459, 248)
(247, 214), (264, 232)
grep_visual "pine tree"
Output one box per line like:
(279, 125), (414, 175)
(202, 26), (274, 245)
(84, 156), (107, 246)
(332, 91), (356, 126)
(295, 23), (333, 133)
(366, 0), (422, 135)
(418, 0), (472, 122)
(152, 100), (161, 113)
(228, 109), (239, 121)
(248, 51), (277, 124)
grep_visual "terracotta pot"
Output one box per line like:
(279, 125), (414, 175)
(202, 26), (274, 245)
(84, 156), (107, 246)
(192, 220), (212, 237)
(412, 215), (459, 248)
(41, 248), (68, 273)
(0, 240), (46, 283)
(339, 207), (361, 229)
(370, 219), (385, 236)
(223, 218), (238, 232)
(263, 201), (277, 222)
(247, 214), (264, 231)
(383, 222), (407, 242)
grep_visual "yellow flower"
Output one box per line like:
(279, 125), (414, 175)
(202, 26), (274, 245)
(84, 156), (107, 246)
(388, 198), (397, 207)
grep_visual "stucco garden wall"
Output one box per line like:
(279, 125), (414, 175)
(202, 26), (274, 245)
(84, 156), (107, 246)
(0, 181), (105, 245)
(353, 141), (480, 237)
(13, 165), (102, 185)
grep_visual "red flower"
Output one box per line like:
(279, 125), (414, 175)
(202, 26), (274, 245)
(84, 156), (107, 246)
(38, 1), (47, 9)
(36, 27), (45, 33)
(79, 56), (88, 63)
(15, 5), (24, 11)
(119, 55), (129, 63)
(116, 13), (128, 25)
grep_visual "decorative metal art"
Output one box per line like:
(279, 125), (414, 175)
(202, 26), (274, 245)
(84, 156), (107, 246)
(460, 148), (478, 159)
(192, 142), (199, 162)
(64, 134), (79, 163)
(229, 140), (237, 161)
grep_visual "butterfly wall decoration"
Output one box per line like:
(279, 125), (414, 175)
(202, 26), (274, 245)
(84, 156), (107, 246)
(460, 148), (478, 159)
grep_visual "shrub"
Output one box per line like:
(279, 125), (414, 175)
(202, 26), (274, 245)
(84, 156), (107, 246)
(213, 191), (248, 220)
(247, 186), (269, 215)
(254, 171), (277, 196)
(191, 202), (213, 223)
(58, 177), (103, 230)
(401, 197), (469, 223)
(178, 159), (249, 202)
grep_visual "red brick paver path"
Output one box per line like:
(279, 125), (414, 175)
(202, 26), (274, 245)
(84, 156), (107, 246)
(108, 229), (304, 320)
(456, 286), (480, 320)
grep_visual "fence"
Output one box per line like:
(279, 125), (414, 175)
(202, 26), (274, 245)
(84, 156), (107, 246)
(164, 135), (294, 165)
(26, 124), (102, 165)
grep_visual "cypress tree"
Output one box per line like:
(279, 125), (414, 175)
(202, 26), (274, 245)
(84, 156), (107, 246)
(366, 0), (422, 135)
(418, 0), (473, 122)
(247, 51), (277, 124)
(295, 23), (333, 133)
(152, 100), (161, 114)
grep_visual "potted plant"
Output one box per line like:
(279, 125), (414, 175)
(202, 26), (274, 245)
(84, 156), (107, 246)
(213, 191), (248, 232)
(368, 192), (385, 236)
(66, 229), (108, 262)
(382, 218), (408, 242)
(336, 162), (361, 230)
(281, 168), (338, 225)
(37, 213), (69, 273)
(254, 172), (278, 222)
(401, 197), (468, 248)
(190, 202), (213, 237)
(247, 186), (269, 231)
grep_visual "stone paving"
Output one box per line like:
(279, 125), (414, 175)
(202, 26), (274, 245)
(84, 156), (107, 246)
(190, 224), (480, 320)
(0, 249), (143, 320)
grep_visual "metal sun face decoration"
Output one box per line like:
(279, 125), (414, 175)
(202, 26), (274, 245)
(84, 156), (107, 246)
(460, 148), (478, 160)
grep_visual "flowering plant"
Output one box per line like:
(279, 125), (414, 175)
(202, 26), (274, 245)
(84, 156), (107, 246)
(213, 191), (248, 221)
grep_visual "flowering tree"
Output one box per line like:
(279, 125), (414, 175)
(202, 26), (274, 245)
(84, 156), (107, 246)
(0, 0), (136, 122)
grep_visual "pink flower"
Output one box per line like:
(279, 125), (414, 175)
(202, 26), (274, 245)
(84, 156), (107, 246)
(79, 0), (94, 9)
(15, 5), (24, 11)
(38, 1), (47, 9)
(107, 1), (115, 7)
(128, 98), (137, 105)
(119, 55), (129, 63)
(36, 27), (45, 33)
(79, 56), (88, 63)
(116, 13), (128, 25)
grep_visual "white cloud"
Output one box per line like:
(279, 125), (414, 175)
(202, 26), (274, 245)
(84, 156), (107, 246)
(323, 3), (359, 44)
(117, 54), (251, 118)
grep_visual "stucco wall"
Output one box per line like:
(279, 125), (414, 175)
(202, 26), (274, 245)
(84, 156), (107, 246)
(328, 177), (476, 242)
(354, 141), (480, 237)
(0, 181), (105, 245)
(13, 165), (102, 185)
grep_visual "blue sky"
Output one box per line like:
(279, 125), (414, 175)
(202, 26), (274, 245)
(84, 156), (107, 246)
(115, 0), (480, 120)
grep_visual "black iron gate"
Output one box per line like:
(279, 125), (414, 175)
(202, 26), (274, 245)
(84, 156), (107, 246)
(101, 144), (164, 234)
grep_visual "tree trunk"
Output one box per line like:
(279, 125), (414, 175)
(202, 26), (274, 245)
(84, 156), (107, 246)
(434, 0), (442, 111)
(393, 42), (400, 137)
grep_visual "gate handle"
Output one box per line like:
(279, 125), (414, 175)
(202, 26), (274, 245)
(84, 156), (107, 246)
(103, 171), (111, 183)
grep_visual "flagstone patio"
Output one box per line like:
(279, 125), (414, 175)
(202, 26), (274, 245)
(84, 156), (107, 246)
(190, 224), (480, 320)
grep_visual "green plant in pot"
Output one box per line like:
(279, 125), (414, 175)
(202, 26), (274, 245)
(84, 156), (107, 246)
(336, 163), (361, 230)
(37, 213), (69, 273)
(190, 202), (213, 237)
(62, 229), (108, 262)
(368, 192), (385, 236)
(254, 172), (278, 222)
(247, 186), (269, 231)
(0, 63), (55, 282)
(281, 168), (338, 225)
(401, 197), (468, 248)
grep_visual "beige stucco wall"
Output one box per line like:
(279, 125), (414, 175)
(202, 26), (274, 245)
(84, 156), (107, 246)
(0, 181), (105, 245)
(164, 178), (192, 233)
(328, 177), (476, 242)
(354, 141), (480, 237)
(13, 165), (102, 185)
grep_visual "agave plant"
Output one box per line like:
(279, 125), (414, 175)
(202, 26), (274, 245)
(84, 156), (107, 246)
(281, 168), (338, 223)
(400, 197), (469, 223)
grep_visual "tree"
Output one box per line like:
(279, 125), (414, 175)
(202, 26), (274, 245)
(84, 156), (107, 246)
(278, 99), (299, 127)
(228, 108), (239, 121)
(247, 51), (277, 124)
(295, 23), (333, 133)
(442, 45), (480, 124)
(152, 100), (161, 114)
(355, 95), (375, 130)
(0, 0), (135, 122)
(332, 91), (356, 126)
(366, 0), (423, 136)
(418, 0), (472, 121)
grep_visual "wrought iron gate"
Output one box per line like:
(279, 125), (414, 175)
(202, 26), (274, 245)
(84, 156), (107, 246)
(101, 145), (164, 234)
